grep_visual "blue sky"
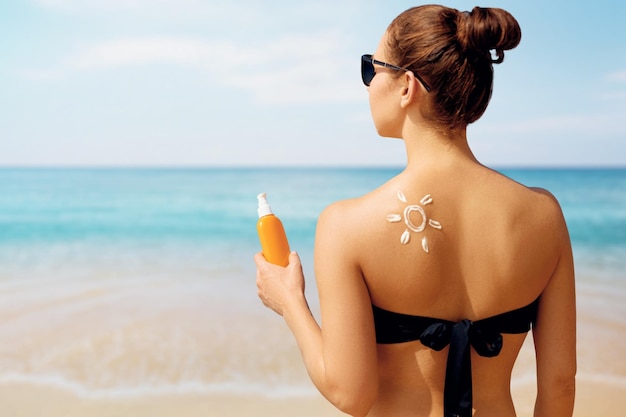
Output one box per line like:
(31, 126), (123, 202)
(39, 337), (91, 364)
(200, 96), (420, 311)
(1, 0), (625, 167)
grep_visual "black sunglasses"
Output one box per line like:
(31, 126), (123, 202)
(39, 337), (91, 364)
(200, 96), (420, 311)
(361, 54), (431, 92)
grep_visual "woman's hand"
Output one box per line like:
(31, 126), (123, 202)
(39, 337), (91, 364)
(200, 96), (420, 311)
(254, 251), (306, 316)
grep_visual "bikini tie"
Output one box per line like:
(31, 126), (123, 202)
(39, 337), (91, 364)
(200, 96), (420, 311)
(419, 319), (503, 417)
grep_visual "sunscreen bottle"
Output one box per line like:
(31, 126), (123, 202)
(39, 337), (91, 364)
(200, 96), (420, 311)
(256, 193), (291, 267)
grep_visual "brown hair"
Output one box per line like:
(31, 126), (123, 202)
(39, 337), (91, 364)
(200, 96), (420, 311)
(386, 5), (521, 127)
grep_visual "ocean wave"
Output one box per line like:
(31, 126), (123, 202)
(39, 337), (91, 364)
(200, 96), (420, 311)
(0, 372), (318, 399)
(3, 370), (626, 400)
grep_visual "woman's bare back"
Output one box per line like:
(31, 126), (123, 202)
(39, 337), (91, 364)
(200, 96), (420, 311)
(340, 164), (566, 416)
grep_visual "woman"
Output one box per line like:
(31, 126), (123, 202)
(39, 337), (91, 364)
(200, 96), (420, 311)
(254, 5), (576, 417)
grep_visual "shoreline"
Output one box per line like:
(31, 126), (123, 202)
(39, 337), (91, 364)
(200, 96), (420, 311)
(0, 382), (344, 417)
(0, 375), (624, 417)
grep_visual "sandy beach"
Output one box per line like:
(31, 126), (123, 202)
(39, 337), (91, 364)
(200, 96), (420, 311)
(1, 262), (624, 417)
(2, 307), (625, 417)
(1, 275), (625, 417)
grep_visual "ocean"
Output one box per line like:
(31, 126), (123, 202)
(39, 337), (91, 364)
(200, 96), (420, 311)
(0, 167), (624, 398)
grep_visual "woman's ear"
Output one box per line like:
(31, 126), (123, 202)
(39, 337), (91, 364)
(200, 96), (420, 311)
(400, 71), (420, 109)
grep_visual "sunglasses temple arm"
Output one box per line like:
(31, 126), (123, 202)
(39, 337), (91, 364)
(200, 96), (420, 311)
(416, 75), (432, 92)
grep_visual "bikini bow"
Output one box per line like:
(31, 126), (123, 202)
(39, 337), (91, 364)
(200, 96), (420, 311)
(419, 319), (503, 417)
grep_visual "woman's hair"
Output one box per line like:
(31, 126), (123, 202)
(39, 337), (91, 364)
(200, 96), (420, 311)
(386, 5), (521, 127)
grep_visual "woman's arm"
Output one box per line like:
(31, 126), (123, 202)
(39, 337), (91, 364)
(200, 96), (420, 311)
(313, 201), (379, 414)
(255, 201), (379, 416)
(532, 199), (576, 417)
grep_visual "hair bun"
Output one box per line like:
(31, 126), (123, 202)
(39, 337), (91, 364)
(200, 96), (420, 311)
(457, 7), (521, 63)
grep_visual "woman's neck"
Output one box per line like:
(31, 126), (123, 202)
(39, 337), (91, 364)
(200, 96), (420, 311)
(401, 124), (479, 173)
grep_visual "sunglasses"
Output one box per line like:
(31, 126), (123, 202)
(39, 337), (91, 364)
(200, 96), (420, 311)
(361, 54), (432, 92)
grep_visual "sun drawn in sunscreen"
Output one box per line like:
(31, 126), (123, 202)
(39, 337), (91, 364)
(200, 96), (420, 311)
(386, 190), (442, 253)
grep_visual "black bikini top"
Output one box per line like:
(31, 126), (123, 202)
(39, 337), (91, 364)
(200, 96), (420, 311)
(372, 298), (539, 417)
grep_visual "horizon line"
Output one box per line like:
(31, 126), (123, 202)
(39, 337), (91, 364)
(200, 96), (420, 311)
(0, 163), (625, 170)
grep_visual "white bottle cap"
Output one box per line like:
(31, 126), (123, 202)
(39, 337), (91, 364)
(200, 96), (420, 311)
(257, 192), (274, 218)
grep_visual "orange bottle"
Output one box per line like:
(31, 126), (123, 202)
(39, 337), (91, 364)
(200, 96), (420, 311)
(256, 193), (291, 267)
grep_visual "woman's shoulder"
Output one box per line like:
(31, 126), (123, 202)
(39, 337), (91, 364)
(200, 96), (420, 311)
(318, 192), (377, 227)
(486, 170), (568, 237)
(314, 192), (384, 265)
(487, 169), (562, 208)
(526, 186), (569, 237)
(317, 184), (392, 237)
(501, 171), (564, 215)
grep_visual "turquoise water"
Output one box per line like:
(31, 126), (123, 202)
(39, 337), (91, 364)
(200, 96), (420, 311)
(0, 167), (624, 396)
(1, 167), (624, 277)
